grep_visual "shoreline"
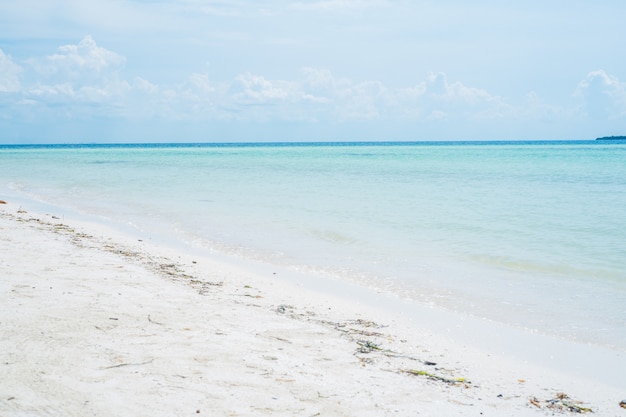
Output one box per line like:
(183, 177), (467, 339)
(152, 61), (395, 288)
(1, 200), (624, 416)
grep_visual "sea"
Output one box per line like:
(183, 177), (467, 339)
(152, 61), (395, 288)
(1, 140), (625, 351)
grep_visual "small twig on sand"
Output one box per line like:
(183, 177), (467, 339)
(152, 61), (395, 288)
(103, 359), (154, 369)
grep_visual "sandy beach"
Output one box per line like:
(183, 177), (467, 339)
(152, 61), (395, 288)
(1, 201), (624, 416)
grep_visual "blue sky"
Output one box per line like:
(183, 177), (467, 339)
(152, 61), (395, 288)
(1, 0), (625, 143)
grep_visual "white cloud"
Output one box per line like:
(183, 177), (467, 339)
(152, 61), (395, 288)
(39, 36), (125, 78)
(187, 73), (216, 95)
(231, 73), (298, 104)
(28, 83), (75, 99)
(301, 67), (336, 90)
(133, 77), (159, 94)
(231, 73), (268, 101)
(17, 37), (130, 114)
(221, 72), (333, 122)
(385, 72), (511, 122)
(334, 80), (389, 120)
(1, 38), (131, 123)
(79, 79), (131, 102)
(0, 49), (21, 92)
(298, 69), (511, 122)
(220, 69), (514, 123)
(25, 78), (131, 107)
(577, 70), (626, 119)
(424, 72), (498, 104)
(299, 68), (390, 120)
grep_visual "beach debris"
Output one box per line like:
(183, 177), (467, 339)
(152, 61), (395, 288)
(189, 279), (223, 295)
(266, 335), (292, 344)
(102, 359), (154, 369)
(159, 263), (181, 275)
(356, 339), (382, 353)
(529, 393), (593, 413)
(147, 315), (165, 325)
(0, 199), (6, 204)
(238, 284), (263, 299)
(275, 304), (294, 314)
(326, 319), (387, 338)
(620, 400), (626, 409)
(401, 369), (470, 386)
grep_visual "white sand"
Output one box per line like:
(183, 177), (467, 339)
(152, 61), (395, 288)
(1, 201), (624, 416)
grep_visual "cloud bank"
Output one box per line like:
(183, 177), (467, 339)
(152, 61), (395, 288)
(1, 37), (624, 142)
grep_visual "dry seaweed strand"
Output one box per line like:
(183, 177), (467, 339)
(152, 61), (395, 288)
(401, 369), (470, 386)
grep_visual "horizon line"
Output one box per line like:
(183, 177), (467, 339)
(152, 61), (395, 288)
(0, 138), (613, 147)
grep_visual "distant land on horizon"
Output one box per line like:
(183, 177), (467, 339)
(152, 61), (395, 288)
(596, 136), (626, 140)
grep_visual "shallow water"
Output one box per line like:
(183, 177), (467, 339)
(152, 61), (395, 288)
(2, 141), (625, 349)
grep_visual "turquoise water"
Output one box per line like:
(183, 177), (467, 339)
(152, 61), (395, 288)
(1, 141), (625, 349)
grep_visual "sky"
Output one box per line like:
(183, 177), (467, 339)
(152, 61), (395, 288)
(1, 0), (625, 143)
